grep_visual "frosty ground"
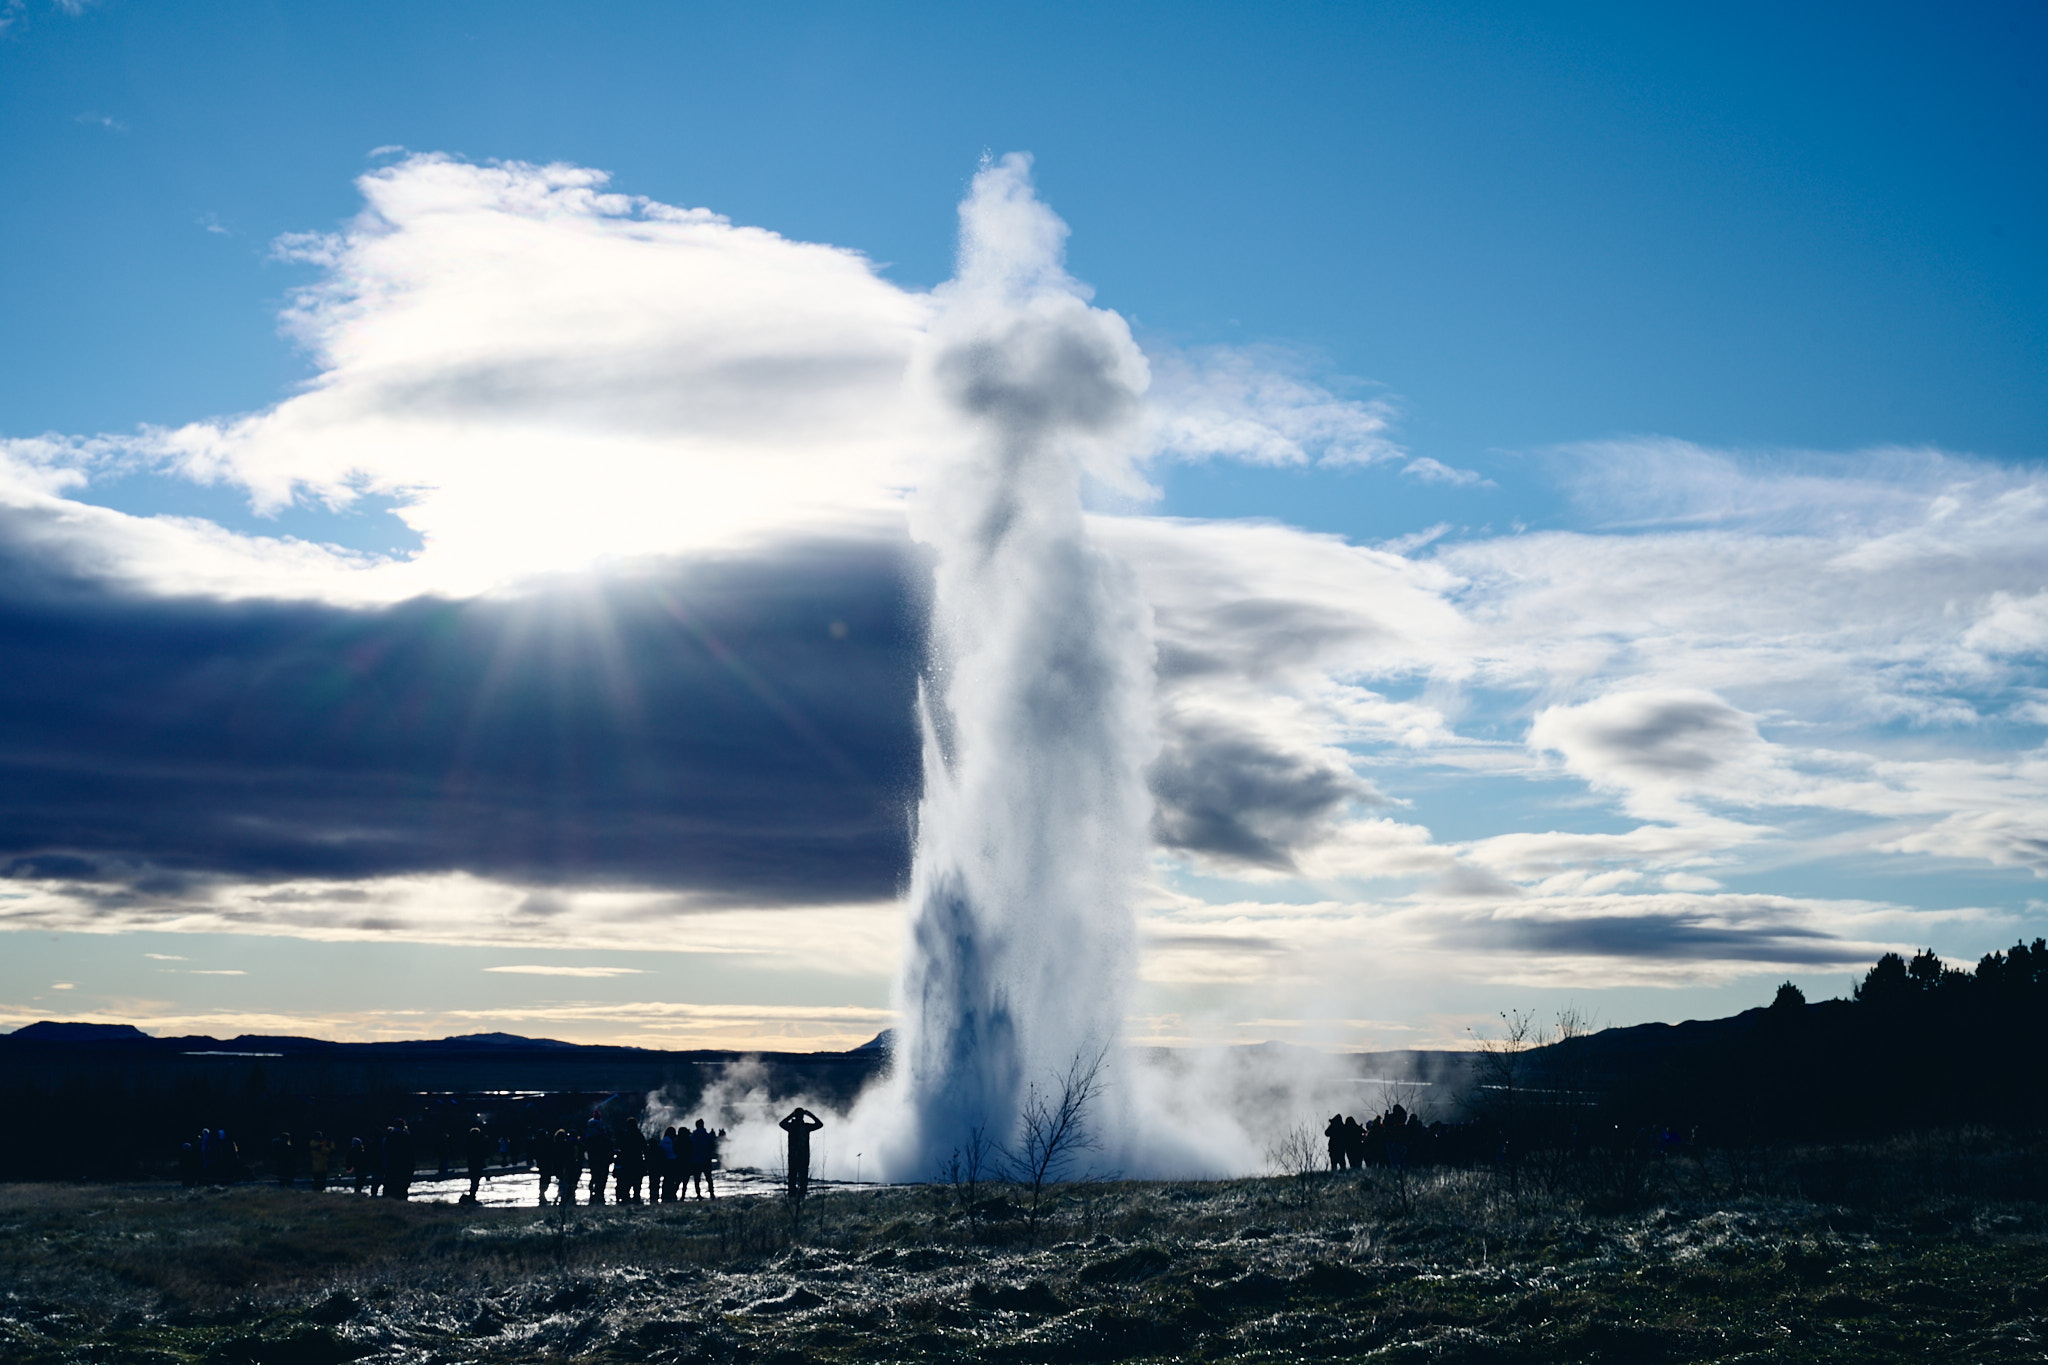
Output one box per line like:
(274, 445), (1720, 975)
(3, 1135), (2045, 1364)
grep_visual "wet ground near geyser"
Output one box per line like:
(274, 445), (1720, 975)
(4, 1135), (2046, 1363)
(361, 1165), (826, 1207)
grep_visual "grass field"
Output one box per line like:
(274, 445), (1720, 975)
(3, 1133), (2045, 1363)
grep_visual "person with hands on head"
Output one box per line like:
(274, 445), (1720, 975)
(778, 1106), (825, 1199)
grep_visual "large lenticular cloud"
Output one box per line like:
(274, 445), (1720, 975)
(880, 156), (1157, 1177)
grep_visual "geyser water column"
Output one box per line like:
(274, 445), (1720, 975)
(889, 155), (1156, 1177)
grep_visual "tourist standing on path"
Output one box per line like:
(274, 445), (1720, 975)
(584, 1115), (612, 1205)
(614, 1127), (642, 1204)
(382, 1121), (414, 1200)
(271, 1131), (296, 1188)
(464, 1126), (490, 1202)
(306, 1131), (333, 1190)
(554, 1128), (583, 1206)
(778, 1107), (824, 1200)
(688, 1119), (717, 1200)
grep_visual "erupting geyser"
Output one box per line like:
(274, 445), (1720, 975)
(883, 155), (1157, 1178)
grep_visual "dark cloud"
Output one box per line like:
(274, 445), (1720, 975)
(1154, 599), (1369, 684)
(1148, 717), (1381, 870)
(1432, 864), (1524, 899)
(1145, 931), (1288, 956)
(0, 525), (923, 904)
(1564, 694), (1756, 777)
(0, 506), (1409, 905)
(1460, 908), (1864, 965)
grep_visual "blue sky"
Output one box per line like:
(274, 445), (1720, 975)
(1, 0), (2044, 1049)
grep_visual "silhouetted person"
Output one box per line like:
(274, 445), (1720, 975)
(465, 1126), (489, 1202)
(348, 1136), (369, 1194)
(555, 1127), (583, 1207)
(584, 1115), (612, 1205)
(779, 1107), (823, 1200)
(271, 1131), (296, 1188)
(208, 1128), (240, 1183)
(1342, 1115), (1365, 1170)
(1384, 1105), (1409, 1171)
(178, 1139), (200, 1187)
(1324, 1114), (1346, 1172)
(615, 1128), (642, 1204)
(383, 1121), (414, 1200)
(660, 1126), (680, 1201)
(535, 1127), (558, 1205)
(678, 1122), (702, 1196)
(689, 1119), (717, 1199)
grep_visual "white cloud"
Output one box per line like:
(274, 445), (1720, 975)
(1965, 589), (2048, 658)
(1401, 456), (1490, 486)
(1110, 442), (2048, 919)
(2, 155), (1403, 607)
(1140, 345), (1402, 469)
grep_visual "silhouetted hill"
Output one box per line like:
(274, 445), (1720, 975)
(3, 1026), (606, 1053)
(1467, 944), (2048, 1144)
(0, 1021), (892, 1180)
(438, 1031), (585, 1049)
(8, 1021), (151, 1042)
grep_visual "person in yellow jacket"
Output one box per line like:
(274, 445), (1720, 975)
(306, 1131), (334, 1191)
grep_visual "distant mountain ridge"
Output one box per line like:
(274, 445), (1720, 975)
(2, 1023), (618, 1052)
(0, 1021), (904, 1058)
(2, 1023), (895, 1057)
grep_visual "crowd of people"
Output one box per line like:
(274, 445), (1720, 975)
(528, 1114), (731, 1206)
(176, 1127), (244, 1185)
(1324, 1104), (1446, 1171)
(173, 1109), (789, 1205)
(181, 1122), (425, 1196)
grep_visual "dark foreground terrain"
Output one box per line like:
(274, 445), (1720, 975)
(3, 1133), (2045, 1364)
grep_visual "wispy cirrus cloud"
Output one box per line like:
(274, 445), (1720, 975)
(1, 0), (93, 39)
(483, 965), (645, 977)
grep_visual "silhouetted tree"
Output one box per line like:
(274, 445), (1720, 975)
(1855, 951), (1911, 1006)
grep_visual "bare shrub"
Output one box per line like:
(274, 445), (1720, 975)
(1264, 1121), (1325, 1208)
(939, 1123), (998, 1225)
(1006, 1044), (1109, 1233)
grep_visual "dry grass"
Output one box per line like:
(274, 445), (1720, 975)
(3, 1133), (2046, 1362)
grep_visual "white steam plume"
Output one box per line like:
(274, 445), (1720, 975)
(873, 155), (1159, 1178)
